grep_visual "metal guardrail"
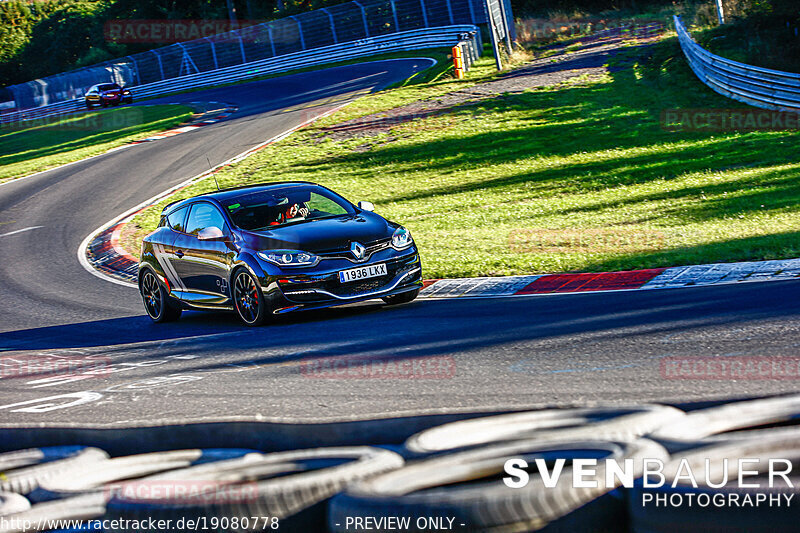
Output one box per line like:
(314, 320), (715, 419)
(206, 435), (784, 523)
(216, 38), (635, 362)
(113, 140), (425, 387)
(3, 0), (505, 112)
(674, 15), (800, 112)
(0, 25), (479, 125)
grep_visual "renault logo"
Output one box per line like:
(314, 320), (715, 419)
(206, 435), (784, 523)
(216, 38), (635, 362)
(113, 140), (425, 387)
(350, 241), (366, 260)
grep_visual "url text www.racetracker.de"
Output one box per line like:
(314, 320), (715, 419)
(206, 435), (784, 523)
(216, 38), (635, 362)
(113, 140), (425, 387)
(0, 517), (280, 532)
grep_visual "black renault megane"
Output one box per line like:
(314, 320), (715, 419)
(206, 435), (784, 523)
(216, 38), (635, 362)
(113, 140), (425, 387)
(138, 182), (422, 325)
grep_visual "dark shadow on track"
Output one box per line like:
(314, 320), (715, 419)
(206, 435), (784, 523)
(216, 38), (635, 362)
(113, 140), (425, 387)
(2, 280), (798, 364)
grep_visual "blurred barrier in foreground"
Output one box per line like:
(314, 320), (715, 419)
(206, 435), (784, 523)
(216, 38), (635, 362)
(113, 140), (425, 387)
(1, 395), (799, 532)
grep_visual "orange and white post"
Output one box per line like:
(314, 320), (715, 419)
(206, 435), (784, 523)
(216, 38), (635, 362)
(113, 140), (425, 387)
(452, 45), (465, 79)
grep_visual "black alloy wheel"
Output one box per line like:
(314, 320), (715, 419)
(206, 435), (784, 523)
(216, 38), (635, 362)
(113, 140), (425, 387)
(233, 269), (267, 326)
(140, 270), (181, 322)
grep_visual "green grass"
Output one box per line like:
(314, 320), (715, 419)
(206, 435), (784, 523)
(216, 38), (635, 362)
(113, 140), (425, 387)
(0, 104), (192, 182)
(127, 34), (800, 279)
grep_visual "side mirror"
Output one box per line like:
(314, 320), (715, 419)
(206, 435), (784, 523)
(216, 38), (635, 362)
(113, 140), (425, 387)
(358, 201), (375, 212)
(197, 226), (226, 241)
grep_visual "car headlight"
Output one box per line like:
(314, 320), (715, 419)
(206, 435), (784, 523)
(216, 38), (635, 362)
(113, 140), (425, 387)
(391, 226), (413, 250)
(123, 90), (130, 95)
(257, 250), (319, 267)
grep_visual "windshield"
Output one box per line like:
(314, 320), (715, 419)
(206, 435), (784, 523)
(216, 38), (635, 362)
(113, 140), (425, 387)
(98, 84), (120, 91)
(221, 184), (355, 231)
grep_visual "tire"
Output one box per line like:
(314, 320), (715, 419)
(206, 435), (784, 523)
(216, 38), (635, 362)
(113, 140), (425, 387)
(0, 447), (108, 495)
(139, 269), (181, 323)
(382, 288), (420, 305)
(404, 404), (685, 455)
(232, 269), (267, 326)
(0, 492), (30, 517)
(105, 447), (404, 532)
(329, 438), (668, 533)
(29, 449), (231, 503)
(0, 494), (105, 533)
(629, 431), (800, 533)
(85, 102), (92, 110)
(648, 394), (800, 452)
(0, 446), (92, 473)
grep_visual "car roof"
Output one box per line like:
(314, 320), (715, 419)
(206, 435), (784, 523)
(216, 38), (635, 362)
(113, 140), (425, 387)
(162, 181), (320, 213)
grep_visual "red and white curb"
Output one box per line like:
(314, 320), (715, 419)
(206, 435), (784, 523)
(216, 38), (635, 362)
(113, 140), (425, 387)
(419, 259), (800, 299)
(129, 102), (237, 144)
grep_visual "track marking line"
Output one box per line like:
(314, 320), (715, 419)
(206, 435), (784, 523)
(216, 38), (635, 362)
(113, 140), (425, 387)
(0, 226), (44, 238)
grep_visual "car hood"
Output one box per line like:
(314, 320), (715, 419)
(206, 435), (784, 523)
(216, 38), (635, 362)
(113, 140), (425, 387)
(238, 212), (393, 253)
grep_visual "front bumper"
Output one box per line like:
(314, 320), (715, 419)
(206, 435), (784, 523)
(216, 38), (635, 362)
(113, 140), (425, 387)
(264, 248), (422, 314)
(101, 94), (131, 103)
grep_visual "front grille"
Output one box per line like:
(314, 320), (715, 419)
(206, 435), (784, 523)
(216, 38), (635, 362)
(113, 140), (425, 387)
(334, 277), (388, 297)
(280, 255), (419, 303)
(317, 238), (391, 260)
(283, 276), (389, 302)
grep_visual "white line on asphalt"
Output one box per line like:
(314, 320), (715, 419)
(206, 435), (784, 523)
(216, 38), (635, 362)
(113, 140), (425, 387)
(0, 226), (43, 237)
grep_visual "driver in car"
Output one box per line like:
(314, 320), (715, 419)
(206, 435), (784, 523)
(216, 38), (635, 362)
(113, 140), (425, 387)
(270, 203), (309, 226)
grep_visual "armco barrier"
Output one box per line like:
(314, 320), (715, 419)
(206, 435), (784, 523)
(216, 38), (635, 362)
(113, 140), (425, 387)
(675, 15), (800, 112)
(0, 25), (480, 125)
(2, 0), (510, 112)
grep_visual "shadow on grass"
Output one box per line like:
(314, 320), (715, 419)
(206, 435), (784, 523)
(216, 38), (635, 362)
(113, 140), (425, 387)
(0, 105), (191, 169)
(298, 37), (799, 226)
(551, 164), (800, 223)
(575, 231), (800, 273)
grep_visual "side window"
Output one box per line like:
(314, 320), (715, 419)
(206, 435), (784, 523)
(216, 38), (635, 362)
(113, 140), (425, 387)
(185, 202), (227, 236)
(166, 207), (188, 232)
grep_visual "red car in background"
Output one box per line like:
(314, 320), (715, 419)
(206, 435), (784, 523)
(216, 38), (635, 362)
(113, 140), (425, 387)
(85, 83), (132, 109)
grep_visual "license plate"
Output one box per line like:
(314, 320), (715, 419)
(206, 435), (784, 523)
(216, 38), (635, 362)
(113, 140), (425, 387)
(339, 263), (387, 283)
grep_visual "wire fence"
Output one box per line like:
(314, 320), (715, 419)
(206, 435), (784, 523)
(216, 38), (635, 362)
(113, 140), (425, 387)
(0, 26), (480, 125)
(3, 0), (510, 112)
(675, 15), (800, 112)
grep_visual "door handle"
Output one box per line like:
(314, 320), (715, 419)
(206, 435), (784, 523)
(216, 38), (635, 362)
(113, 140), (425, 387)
(175, 250), (184, 258)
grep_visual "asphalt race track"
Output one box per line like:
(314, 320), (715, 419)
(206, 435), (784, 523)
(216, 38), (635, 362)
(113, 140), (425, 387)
(1, 59), (799, 427)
